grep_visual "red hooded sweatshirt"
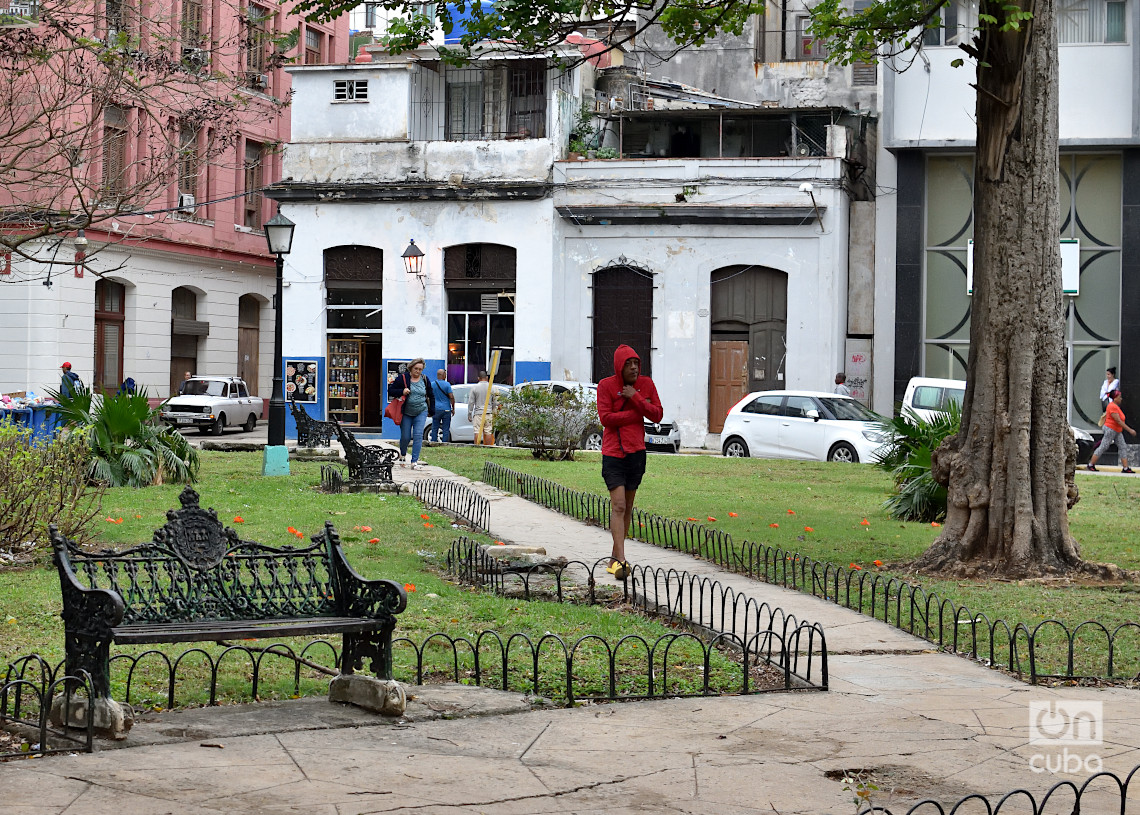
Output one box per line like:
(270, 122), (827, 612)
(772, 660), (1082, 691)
(597, 345), (663, 457)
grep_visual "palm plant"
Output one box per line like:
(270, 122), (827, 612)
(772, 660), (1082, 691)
(874, 402), (962, 522)
(48, 383), (199, 487)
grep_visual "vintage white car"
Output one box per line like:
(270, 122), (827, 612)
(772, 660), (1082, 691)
(161, 376), (260, 435)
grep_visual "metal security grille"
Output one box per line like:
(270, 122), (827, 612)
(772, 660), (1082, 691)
(592, 265), (654, 383)
(438, 62), (548, 140)
(333, 79), (368, 101)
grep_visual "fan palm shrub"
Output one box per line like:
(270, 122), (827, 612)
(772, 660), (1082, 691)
(874, 402), (961, 522)
(48, 383), (199, 487)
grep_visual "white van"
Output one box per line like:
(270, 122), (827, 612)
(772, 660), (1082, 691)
(901, 377), (965, 423)
(901, 376), (1096, 463)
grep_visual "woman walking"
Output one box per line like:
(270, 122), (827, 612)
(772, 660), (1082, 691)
(1087, 389), (1135, 473)
(388, 358), (435, 469)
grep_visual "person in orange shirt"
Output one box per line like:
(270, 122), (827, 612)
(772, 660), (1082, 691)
(1087, 389), (1136, 473)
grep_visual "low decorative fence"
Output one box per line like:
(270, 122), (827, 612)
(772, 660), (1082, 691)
(859, 764), (1140, 814)
(482, 462), (1140, 684)
(1, 656), (94, 759)
(413, 478), (490, 532)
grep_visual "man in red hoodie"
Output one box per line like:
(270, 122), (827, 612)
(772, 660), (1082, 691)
(597, 345), (664, 578)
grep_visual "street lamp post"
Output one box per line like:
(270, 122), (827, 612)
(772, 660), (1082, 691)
(262, 212), (295, 476)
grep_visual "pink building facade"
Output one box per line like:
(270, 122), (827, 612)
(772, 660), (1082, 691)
(0, 0), (349, 404)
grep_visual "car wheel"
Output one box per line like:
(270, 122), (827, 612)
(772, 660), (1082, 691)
(211, 414), (225, 436)
(828, 442), (859, 463)
(581, 430), (603, 451)
(722, 437), (749, 458)
(243, 414), (257, 432)
(423, 424), (432, 441)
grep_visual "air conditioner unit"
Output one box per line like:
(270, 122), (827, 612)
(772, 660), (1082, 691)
(250, 73), (269, 89)
(182, 46), (208, 68)
(177, 193), (196, 214)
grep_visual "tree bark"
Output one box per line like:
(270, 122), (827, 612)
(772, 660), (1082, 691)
(915, 0), (1084, 577)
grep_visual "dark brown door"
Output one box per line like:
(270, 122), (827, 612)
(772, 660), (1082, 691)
(237, 295), (260, 391)
(710, 265), (787, 396)
(709, 341), (748, 432)
(592, 265), (653, 384)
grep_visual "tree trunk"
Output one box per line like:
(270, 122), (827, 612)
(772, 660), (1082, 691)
(915, 0), (1084, 577)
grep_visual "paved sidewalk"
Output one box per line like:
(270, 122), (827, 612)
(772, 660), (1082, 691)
(4, 455), (1138, 815)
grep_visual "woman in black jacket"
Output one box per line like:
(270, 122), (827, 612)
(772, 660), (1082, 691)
(387, 358), (435, 469)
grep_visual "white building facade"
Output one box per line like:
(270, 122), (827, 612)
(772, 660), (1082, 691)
(273, 46), (863, 445)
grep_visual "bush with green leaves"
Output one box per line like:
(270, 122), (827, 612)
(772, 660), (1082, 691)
(0, 420), (104, 560)
(48, 383), (199, 487)
(494, 384), (596, 460)
(874, 402), (961, 522)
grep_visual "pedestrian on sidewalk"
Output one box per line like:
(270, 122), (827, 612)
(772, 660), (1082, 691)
(597, 345), (663, 579)
(59, 362), (82, 398)
(430, 369), (455, 442)
(833, 372), (852, 397)
(388, 358), (435, 469)
(468, 370), (497, 446)
(1087, 388), (1135, 473)
(1100, 367), (1119, 411)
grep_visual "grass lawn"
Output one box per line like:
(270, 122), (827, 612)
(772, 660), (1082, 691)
(0, 452), (766, 709)
(425, 444), (1140, 681)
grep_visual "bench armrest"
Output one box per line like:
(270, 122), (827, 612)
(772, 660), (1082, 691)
(323, 523), (408, 618)
(50, 525), (126, 638)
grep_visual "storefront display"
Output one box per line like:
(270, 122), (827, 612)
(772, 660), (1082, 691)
(328, 339), (361, 425)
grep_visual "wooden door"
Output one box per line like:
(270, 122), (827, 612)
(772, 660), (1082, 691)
(709, 341), (748, 432)
(237, 328), (258, 391)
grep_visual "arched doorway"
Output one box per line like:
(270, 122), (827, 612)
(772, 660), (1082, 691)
(443, 243), (516, 384)
(237, 295), (261, 391)
(591, 260), (654, 384)
(708, 266), (787, 432)
(170, 286), (204, 396)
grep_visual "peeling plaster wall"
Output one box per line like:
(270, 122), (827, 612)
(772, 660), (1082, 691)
(282, 140), (554, 184)
(552, 158), (850, 445)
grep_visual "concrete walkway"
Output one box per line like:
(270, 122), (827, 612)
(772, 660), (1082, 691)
(5, 451), (1138, 814)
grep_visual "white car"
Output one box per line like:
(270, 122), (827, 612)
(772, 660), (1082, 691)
(161, 376), (260, 435)
(424, 383), (510, 442)
(720, 390), (888, 463)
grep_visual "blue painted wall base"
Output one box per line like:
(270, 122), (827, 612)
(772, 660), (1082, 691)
(262, 445), (291, 476)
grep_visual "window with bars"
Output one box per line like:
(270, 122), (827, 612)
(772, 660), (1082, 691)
(333, 79), (369, 101)
(442, 62), (547, 140)
(178, 124), (199, 200)
(106, 0), (131, 39)
(101, 106), (127, 203)
(305, 27), (323, 64)
(242, 140), (263, 228)
(181, 0), (205, 47)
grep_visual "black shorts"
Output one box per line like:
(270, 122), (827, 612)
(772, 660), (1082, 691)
(602, 451), (647, 491)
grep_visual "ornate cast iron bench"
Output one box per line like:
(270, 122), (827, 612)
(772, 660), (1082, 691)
(333, 418), (399, 483)
(290, 396), (336, 447)
(50, 486), (407, 736)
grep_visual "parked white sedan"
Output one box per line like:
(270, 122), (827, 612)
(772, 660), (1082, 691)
(424, 383), (510, 442)
(720, 390), (889, 463)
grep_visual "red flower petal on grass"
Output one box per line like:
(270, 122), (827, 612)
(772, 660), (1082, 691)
(105, 517), (115, 522)
(494, 541), (505, 546)
(804, 527), (814, 532)
(769, 523), (779, 528)
(687, 517), (698, 522)
(295, 532), (304, 539)
(404, 583), (416, 592)
(423, 522), (433, 528)
(707, 516), (717, 522)
(728, 512), (738, 517)
(114, 518), (123, 524)
(873, 560), (883, 567)
(420, 514), (430, 520)
(360, 526), (372, 532)
(931, 522), (942, 527)
(233, 516), (244, 523)
(853, 565), (863, 571)
(786, 509), (796, 515)
(850, 563), (858, 569)
(134, 514), (141, 519)
(287, 526), (297, 534)
(368, 538), (380, 544)
(860, 518), (870, 526)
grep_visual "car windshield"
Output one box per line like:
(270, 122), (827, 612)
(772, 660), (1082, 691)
(182, 380), (225, 397)
(817, 397), (881, 422)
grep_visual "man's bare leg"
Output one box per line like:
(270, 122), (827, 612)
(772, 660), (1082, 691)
(608, 486), (635, 565)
